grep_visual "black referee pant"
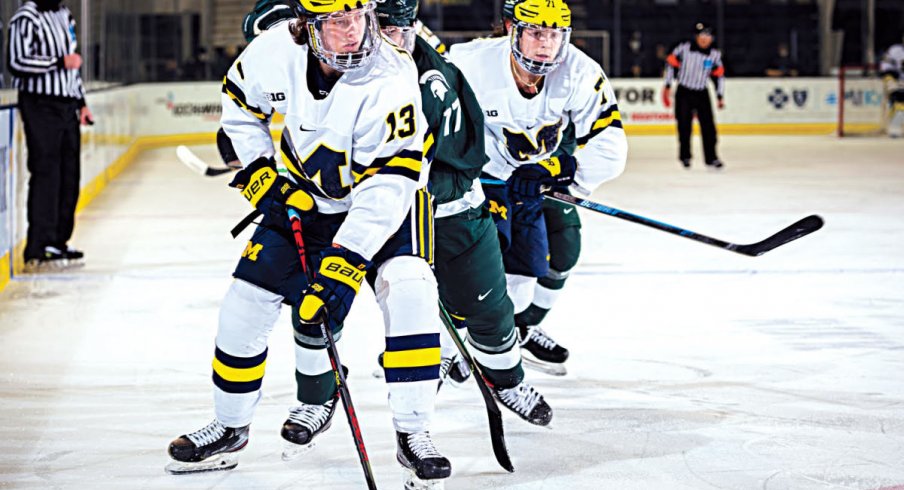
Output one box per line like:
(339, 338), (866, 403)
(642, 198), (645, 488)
(675, 86), (719, 164)
(19, 92), (81, 261)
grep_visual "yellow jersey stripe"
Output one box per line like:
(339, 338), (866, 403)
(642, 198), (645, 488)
(212, 358), (266, 382)
(382, 347), (441, 368)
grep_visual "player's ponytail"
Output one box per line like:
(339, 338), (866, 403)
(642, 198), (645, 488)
(289, 17), (309, 46)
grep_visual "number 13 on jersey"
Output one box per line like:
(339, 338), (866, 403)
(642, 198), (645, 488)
(385, 104), (417, 142)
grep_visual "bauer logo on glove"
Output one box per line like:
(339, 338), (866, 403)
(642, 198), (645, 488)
(229, 156), (316, 223)
(297, 246), (371, 330)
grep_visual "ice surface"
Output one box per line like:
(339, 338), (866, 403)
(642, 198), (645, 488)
(1, 136), (902, 489)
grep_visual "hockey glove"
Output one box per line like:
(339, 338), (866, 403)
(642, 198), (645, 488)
(507, 155), (577, 202)
(229, 156), (316, 223)
(297, 246), (371, 332)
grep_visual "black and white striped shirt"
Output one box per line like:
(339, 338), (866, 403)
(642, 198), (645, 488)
(664, 41), (725, 99)
(7, 1), (85, 102)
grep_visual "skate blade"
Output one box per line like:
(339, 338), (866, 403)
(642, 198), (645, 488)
(372, 368), (385, 379)
(23, 259), (84, 273)
(281, 440), (316, 461)
(164, 453), (239, 474)
(522, 355), (567, 376)
(403, 468), (446, 490)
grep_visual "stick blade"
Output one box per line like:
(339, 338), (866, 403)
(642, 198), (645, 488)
(205, 166), (235, 176)
(488, 412), (514, 473)
(736, 214), (824, 256)
(175, 145), (208, 175)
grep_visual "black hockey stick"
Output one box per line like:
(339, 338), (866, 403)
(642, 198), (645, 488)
(437, 302), (514, 473)
(176, 145), (238, 177)
(287, 209), (378, 490)
(545, 191), (824, 257)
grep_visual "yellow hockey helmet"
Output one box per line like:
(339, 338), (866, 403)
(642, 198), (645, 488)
(510, 0), (572, 75)
(296, 0), (382, 72)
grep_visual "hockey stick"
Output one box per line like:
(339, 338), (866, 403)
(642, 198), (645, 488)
(287, 209), (378, 490)
(437, 302), (514, 473)
(176, 145), (237, 177)
(545, 191), (824, 257)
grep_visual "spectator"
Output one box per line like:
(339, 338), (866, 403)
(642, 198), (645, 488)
(7, 0), (93, 269)
(628, 31), (645, 78)
(765, 43), (799, 77)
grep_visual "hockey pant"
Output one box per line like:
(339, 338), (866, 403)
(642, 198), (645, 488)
(483, 183), (582, 320)
(214, 192), (441, 433)
(433, 206), (523, 389)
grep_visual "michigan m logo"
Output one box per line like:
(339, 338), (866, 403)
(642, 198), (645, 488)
(503, 119), (564, 162)
(242, 242), (264, 261)
(488, 200), (508, 220)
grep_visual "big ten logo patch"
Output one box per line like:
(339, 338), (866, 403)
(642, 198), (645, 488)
(242, 242), (264, 261)
(266, 92), (286, 102)
(488, 200), (508, 220)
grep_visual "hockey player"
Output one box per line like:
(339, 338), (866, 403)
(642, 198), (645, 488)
(447, 0), (628, 375)
(377, 0), (551, 423)
(166, 1), (451, 484)
(880, 36), (904, 138)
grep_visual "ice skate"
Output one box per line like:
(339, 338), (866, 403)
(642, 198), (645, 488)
(494, 382), (553, 426)
(519, 325), (568, 376)
(437, 354), (471, 391)
(165, 419), (249, 474)
(280, 395), (338, 461)
(397, 431), (451, 489)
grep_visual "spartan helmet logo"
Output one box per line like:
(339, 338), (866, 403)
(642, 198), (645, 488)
(419, 70), (450, 102)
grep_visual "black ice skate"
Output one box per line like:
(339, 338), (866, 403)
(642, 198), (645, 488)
(397, 431), (451, 489)
(280, 394), (339, 461)
(165, 419), (249, 474)
(493, 382), (553, 426)
(437, 354), (471, 391)
(705, 159), (725, 170)
(61, 245), (85, 266)
(518, 325), (569, 376)
(24, 246), (67, 272)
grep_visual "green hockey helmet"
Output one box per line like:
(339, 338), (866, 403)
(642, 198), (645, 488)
(242, 0), (297, 42)
(375, 0), (418, 52)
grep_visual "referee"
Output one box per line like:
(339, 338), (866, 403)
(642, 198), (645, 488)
(662, 22), (725, 169)
(7, 0), (93, 268)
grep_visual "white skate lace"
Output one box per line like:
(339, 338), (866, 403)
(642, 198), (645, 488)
(528, 327), (558, 350)
(407, 432), (442, 459)
(497, 383), (541, 416)
(186, 419), (227, 447)
(287, 402), (332, 431)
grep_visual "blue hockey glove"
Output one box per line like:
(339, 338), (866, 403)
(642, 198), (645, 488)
(297, 246), (371, 332)
(507, 154), (577, 202)
(229, 156), (316, 223)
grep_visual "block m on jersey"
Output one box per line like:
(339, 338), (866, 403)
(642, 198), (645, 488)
(503, 119), (564, 161)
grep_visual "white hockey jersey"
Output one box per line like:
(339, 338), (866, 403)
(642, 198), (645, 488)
(447, 37), (627, 196)
(880, 44), (904, 91)
(221, 23), (428, 261)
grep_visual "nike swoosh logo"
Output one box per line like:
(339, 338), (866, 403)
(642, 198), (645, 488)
(563, 208), (574, 214)
(478, 289), (493, 301)
(299, 125), (316, 132)
(501, 330), (515, 343)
